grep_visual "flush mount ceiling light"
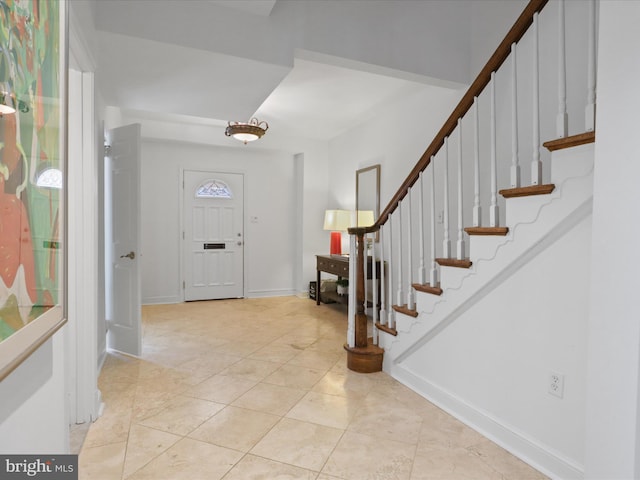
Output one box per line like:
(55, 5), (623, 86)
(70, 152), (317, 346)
(225, 117), (269, 144)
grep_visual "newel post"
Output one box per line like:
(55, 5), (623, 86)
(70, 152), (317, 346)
(344, 226), (384, 373)
(354, 230), (368, 348)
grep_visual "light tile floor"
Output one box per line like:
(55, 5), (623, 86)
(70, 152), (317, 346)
(78, 296), (547, 480)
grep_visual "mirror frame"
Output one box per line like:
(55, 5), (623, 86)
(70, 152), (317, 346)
(355, 164), (381, 241)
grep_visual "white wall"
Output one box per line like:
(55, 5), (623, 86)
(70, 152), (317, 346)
(400, 213), (591, 477)
(140, 140), (297, 302)
(104, 108), (329, 302)
(584, 2), (640, 478)
(0, 332), (68, 453)
(328, 84), (464, 222)
(469, 0), (527, 77)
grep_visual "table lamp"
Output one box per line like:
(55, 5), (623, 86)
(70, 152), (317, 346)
(357, 210), (375, 227)
(323, 209), (350, 255)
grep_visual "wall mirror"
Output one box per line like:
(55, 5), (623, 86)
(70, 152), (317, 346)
(355, 164), (380, 240)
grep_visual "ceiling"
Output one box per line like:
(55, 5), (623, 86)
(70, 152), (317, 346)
(206, 0), (277, 17)
(91, 0), (473, 141)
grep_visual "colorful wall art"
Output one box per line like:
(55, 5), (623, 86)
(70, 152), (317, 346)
(0, 0), (66, 379)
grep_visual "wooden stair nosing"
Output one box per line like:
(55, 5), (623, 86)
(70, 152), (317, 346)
(375, 322), (398, 336)
(464, 226), (509, 236)
(499, 184), (555, 198)
(435, 258), (472, 269)
(542, 131), (595, 151)
(412, 282), (443, 296)
(392, 304), (419, 317)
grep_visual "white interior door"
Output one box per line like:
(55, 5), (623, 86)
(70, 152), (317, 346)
(183, 170), (244, 301)
(106, 124), (141, 356)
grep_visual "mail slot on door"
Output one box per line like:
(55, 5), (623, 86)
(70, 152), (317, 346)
(204, 243), (226, 249)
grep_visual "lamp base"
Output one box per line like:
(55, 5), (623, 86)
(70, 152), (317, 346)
(329, 231), (342, 255)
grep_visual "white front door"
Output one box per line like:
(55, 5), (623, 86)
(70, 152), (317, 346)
(183, 170), (244, 301)
(106, 124), (141, 356)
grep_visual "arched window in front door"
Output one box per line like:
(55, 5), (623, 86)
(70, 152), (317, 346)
(195, 179), (233, 199)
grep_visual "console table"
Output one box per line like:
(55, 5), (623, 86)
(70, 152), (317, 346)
(316, 254), (380, 306)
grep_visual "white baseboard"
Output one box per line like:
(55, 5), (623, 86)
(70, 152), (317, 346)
(97, 346), (106, 372)
(390, 364), (584, 480)
(142, 296), (181, 305)
(246, 288), (296, 298)
(92, 389), (103, 422)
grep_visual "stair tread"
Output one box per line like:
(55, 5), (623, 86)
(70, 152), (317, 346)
(436, 258), (473, 268)
(464, 226), (509, 236)
(375, 322), (398, 336)
(392, 304), (419, 317)
(499, 184), (555, 198)
(412, 282), (443, 295)
(542, 131), (595, 151)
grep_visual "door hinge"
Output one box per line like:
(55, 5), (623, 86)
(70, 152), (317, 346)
(182, 281), (185, 289)
(183, 231), (185, 240)
(104, 144), (112, 156)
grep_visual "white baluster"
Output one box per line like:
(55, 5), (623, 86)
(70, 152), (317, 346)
(473, 97), (481, 227)
(418, 171), (426, 284)
(490, 72), (499, 226)
(396, 203), (404, 309)
(585, 0), (596, 131)
(407, 188), (415, 310)
(429, 158), (438, 287)
(557, 0), (568, 138)
(387, 212), (395, 329)
(511, 43), (521, 188)
(443, 137), (451, 257)
(531, 12), (542, 186)
(379, 224), (387, 326)
(364, 234), (369, 318)
(456, 119), (465, 260)
(347, 234), (356, 348)
(370, 233), (378, 345)
(371, 233), (379, 324)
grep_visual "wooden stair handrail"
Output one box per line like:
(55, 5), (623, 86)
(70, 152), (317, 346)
(375, 0), (549, 228)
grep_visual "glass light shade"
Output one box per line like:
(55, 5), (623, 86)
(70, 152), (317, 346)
(233, 132), (259, 143)
(225, 118), (269, 144)
(35, 167), (63, 189)
(0, 87), (16, 115)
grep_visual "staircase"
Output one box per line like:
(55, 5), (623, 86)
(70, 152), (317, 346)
(344, 0), (597, 478)
(383, 135), (593, 359)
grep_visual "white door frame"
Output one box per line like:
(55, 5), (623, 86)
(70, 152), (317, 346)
(66, 14), (101, 425)
(180, 168), (248, 301)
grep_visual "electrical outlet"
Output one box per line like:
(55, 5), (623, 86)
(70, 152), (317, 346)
(548, 371), (564, 398)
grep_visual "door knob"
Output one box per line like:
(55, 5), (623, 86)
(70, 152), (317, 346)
(120, 251), (136, 260)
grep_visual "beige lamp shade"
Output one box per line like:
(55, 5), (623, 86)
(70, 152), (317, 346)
(323, 209), (351, 231)
(357, 210), (375, 227)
